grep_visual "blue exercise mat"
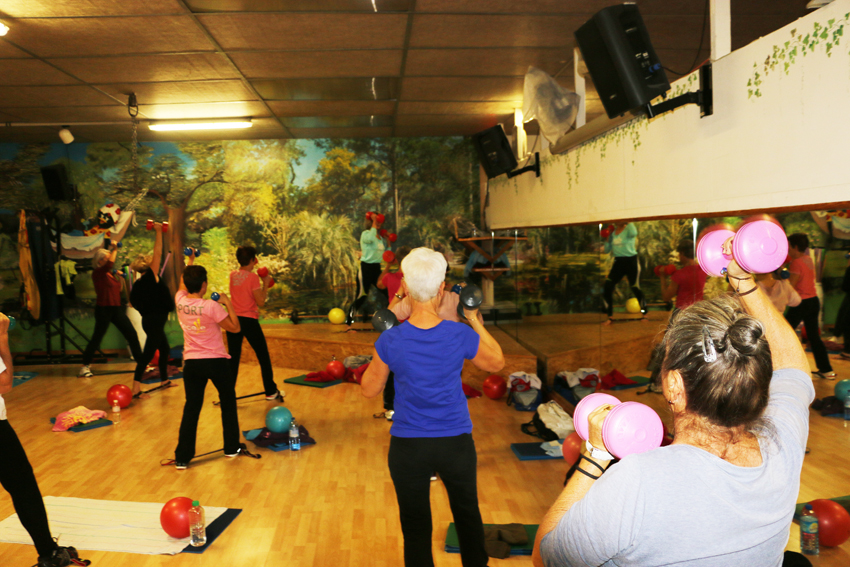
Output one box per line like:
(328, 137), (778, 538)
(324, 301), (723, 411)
(13, 371), (37, 388)
(50, 417), (113, 432)
(511, 440), (563, 461)
(182, 508), (241, 554)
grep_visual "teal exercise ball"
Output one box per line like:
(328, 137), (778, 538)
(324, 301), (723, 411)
(835, 379), (850, 401)
(265, 406), (293, 434)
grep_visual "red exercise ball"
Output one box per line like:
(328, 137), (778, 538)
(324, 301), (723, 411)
(562, 431), (582, 465)
(106, 384), (132, 409)
(482, 375), (507, 399)
(326, 360), (346, 380)
(810, 499), (850, 547)
(383, 250), (395, 263)
(160, 496), (193, 539)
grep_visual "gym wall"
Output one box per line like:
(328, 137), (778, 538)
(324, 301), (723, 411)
(486, 0), (850, 229)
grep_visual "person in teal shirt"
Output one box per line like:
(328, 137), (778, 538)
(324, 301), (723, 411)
(347, 213), (389, 325)
(602, 222), (646, 324)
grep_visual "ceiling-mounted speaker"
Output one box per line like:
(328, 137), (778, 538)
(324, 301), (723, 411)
(40, 164), (73, 201)
(575, 4), (670, 119)
(471, 125), (518, 179)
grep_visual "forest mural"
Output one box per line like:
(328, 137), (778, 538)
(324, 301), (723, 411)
(0, 137), (479, 352)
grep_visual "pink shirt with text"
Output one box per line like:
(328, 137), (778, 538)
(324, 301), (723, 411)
(230, 270), (261, 319)
(175, 290), (230, 359)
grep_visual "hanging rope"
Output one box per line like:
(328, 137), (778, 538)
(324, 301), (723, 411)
(123, 93), (148, 217)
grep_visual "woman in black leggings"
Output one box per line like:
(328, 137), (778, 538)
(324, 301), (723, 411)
(347, 212), (389, 325)
(1, 314), (87, 567)
(601, 223), (646, 325)
(128, 222), (174, 398)
(79, 241), (142, 377)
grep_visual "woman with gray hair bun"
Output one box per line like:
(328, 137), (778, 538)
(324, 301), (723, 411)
(362, 247), (505, 567)
(534, 241), (816, 567)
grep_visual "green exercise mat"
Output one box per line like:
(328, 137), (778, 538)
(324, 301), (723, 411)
(283, 375), (343, 388)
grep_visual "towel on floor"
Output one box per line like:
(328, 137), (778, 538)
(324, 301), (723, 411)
(484, 523), (529, 559)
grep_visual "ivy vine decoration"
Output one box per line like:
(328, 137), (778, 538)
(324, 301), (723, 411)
(748, 14), (848, 99)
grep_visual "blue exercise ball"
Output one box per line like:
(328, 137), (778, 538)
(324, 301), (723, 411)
(265, 406), (292, 434)
(835, 379), (850, 401)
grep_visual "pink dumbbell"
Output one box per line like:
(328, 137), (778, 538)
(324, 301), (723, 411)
(696, 220), (788, 277)
(573, 392), (664, 459)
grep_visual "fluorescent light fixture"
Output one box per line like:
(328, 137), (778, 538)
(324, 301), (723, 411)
(148, 118), (253, 132)
(0, 23), (9, 36)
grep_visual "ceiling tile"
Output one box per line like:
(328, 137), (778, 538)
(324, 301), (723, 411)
(0, 42), (32, 58)
(253, 78), (400, 101)
(198, 13), (408, 50)
(401, 77), (523, 102)
(415, 0), (602, 13)
(96, 80), (258, 105)
(398, 101), (517, 114)
(49, 53), (239, 83)
(0, 86), (118, 107)
(138, 101), (272, 119)
(1, 106), (129, 123)
(405, 48), (572, 77)
(268, 100), (396, 116)
(186, 0), (411, 12)
(0, 59), (79, 85)
(0, 0), (186, 17)
(281, 115), (393, 128)
(410, 15), (581, 48)
(0, 126), (64, 143)
(394, 114), (496, 128)
(394, 125), (482, 137)
(8, 17), (215, 57)
(231, 50), (403, 79)
(288, 127), (393, 138)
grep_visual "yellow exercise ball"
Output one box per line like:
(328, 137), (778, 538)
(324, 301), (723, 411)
(328, 308), (346, 324)
(625, 298), (641, 314)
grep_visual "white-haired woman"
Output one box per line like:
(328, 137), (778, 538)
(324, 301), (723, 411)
(78, 241), (142, 378)
(362, 247), (505, 567)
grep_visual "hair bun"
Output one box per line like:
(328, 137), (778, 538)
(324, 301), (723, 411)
(725, 318), (764, 356)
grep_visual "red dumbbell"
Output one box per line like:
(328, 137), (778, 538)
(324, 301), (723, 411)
(653, 266), (661, 277)
(365, 211), (373, 220)
(383, 250), (395, 263)
(665, 264), (677, 275)
(601, 228), (611, 239)
(388, 233), (397, 243)
(257, 267), (269, 278)
(379, 228), (388, 238)
(145, 219), (169, 233)
(375, 213), (385, 224)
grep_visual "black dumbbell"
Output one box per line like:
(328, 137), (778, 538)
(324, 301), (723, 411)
(456, 284), (483, 320)
(372, 308), (399, 332)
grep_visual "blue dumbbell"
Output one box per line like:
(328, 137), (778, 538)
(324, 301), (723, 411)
(7, 316), (15, 331)
(451, 284), (463, 294)
(183, 247), (201, 258)
(777, 268), (791, 280)
(211, 292), (220, 301)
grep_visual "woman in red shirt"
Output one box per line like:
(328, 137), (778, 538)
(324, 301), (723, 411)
(79, 241), (142, 378)
(785, 233), (835, 379)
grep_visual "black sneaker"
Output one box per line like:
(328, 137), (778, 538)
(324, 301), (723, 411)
(37, 545), (84, 567)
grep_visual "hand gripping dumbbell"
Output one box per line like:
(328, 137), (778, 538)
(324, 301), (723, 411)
(653, 264), (676, 277)
(257, 267), (276, 288)
(372, 308), (399, 332)
(600, 224), (613, 239)
(573, 392), (664, 459)
(146, 219), (169, 233)
(183, 247), (201, 258)
(382, 250), (396, 264)
(456, 284), (483, 320)
(696, 220), (788, 277)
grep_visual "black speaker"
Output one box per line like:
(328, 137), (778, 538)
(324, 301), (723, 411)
(575, 4), (670, 119)
(471, 125), (518, 179)
(40, 164), (73, 201)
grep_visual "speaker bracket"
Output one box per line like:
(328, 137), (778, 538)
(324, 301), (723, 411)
(506, 152), (541, 179)
(644, 63), (713, 119)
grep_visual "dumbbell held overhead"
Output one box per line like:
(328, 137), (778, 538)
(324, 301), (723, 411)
(183, 247), (201, 258)
(145, 219), (169, 233)
(697, 220), (788, 277)
(573, 392), (664, 459)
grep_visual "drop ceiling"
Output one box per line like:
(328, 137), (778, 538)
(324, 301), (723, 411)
(0, 0), (809, 142)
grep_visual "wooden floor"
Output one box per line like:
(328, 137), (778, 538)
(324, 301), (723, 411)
(0, 352), (848, 566)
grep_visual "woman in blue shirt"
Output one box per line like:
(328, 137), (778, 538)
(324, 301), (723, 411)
(602, 222), (646, 324)
(362, 247), (505, 567)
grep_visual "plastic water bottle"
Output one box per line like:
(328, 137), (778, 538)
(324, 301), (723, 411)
(844, 395), (850, 421)
(289, 419), (301, 451)
(111, 402), (121, 424)
(800, 503), (819, 555)
(189, 500), (206, 547)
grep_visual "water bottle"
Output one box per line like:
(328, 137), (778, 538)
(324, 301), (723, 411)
(189, 500), (206, 547)
(289, 419), (301, 451)
(800, 503), (819, 555)
(111, 402), (121, 424)
(844, 394), (850, 421)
